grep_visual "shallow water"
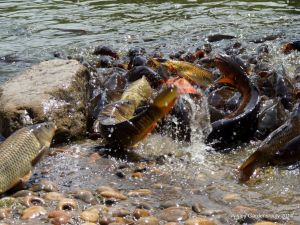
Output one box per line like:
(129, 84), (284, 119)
(0, 0), (300, 224)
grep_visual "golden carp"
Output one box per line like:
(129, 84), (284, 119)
(100, 86), (178, 147)
(239, 103), (300, 181)
(148, 58), (213, 88)
(0, 122), (57, 194)
(93, 76), (152, 132)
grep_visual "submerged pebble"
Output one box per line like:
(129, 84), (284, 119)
(160, 207), (190, 222)
(21, 206), (47, 219)
(48, 210), (71, 225)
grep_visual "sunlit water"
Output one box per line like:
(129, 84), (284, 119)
(1, 0), (300, 224)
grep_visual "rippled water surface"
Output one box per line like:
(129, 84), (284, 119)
(0, 0), (300, 224)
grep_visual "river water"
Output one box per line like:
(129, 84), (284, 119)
(0, 0), (300, 224)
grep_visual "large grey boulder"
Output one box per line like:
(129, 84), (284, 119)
(0, 59), (90, 140)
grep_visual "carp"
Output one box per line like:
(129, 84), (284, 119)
(0, 122), (57, 194)
(148, 58), (213, 88)
(239, 103), (300, 181)
(99, 86), (178, 148)
(206, 54), (260, 151)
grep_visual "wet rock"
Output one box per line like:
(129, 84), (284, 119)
(73, 189), (97, 204)
(0, 208), (11, 220)
(0, 59), (90, 140)
(22, 196), (45, 207)
(223, 193), (240, 201)
(93, 45), (119, 59)
(128, 189), (151, 197)
(21, 206), (47, 219)
(200, 209), (226, 216)
(31, 180), (58, 192)
(96, 186), (116, 193)
(133, 208), (151, 219)
(110, 207), (131, 217)
(57, 198), (78, 211)
(44, 192), (64, 201)
(232, 205), (257, 214)
(82, 223), (98, 225)
(99, 190), (127, 200)
(115, 171), (126, 179)
(253, 222), (278, 225)
(184, 218), (216, 225)
(13, 190), (35, 198)
(86, 204), (109, 215)
(133, 202), (152, 210)
(135, 216), (160, 225)
(207, 34), (235, 42)
(160, 207), (190, 222)
(48, 210), (71, 225)
(80, 210), (99, 223)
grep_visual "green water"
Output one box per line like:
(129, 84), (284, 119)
(0, 0), (299, 81)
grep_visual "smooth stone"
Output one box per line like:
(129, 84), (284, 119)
(184, 218), (216, 225)
(57, 198), (78, 211)
(96, 186), (116, 194)
(128, 189), (152, 197)
(165, 223), (180, 225)
(80, 210), (99, 223)
(100, 191), (127, 200)
(232, 205), (257, 214)
(86, 205), (109, 215)
(30, 180), (58, 192)
(200, 209), (226, 216)
(135, 216), (159, 225)
(0, 208), (11, 219)
(133, 208), (151, 219)
(223, 193), (240, 201)
(48, 210), (71, 225)
(13, 190), (35, 198)
(134, 202), (152, 210)
(44, 192), (64, 201)
(81, 223), (98, 225)
(160, 207), (190, 222)
(21, 206), (47, 219)
(0, 59), (89, 140)
(253, 222), (278, 225)
(110, 207), (131, 217)
(73, 189), (97, 204)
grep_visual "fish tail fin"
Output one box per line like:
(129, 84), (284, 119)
(152, 85), (178, 114)
(239, 151), (261, 182)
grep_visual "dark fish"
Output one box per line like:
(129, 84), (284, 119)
(270, 135), (300, 166)
(239, 103), (300, 181)
(93, 45), (119, 59)
(250, 34), (282, 43)
(126, 66), (163, 87)
(0, 122), (57, 193)
(272, 65), (295, 110)
(206, 54), (260, 151)
(207, 34), (236, 42)
(99, 86), (178, 148)
(255, 99), (287, 140)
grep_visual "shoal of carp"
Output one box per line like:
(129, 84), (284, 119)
(0, 122), (57, 194)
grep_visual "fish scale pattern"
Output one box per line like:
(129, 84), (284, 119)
(0, 128), (41, 193)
